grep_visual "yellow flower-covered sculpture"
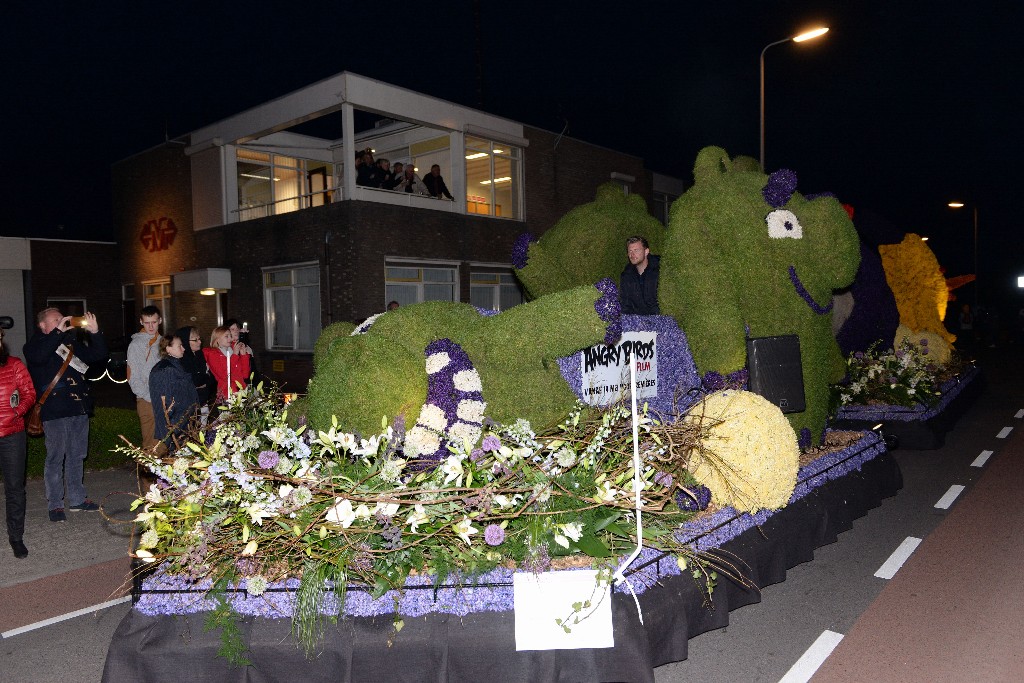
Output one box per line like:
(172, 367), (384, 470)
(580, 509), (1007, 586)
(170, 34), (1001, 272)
(683, 390), (799, 513)
(879, 234), (955, 343)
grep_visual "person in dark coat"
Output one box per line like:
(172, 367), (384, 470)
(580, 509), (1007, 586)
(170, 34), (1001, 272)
(176, 326), (212, 405)
(619, 236), (661, 315)
(23, 308), (109, 521)
(423, 164), (454, 200)
(149, 333), (200, 448)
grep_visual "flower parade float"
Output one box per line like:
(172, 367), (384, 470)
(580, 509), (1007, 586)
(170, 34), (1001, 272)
(831, 227), (984, 449)
(103, 151), (905, 683)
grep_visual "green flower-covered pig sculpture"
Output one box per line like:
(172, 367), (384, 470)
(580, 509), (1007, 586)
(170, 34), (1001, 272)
(660, 147), (861, 445)
(304, 281), (621, 453)
(513, 183), (665, 299)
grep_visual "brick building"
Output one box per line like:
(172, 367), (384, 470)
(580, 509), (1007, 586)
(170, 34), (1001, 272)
(114, 72), (683, 393)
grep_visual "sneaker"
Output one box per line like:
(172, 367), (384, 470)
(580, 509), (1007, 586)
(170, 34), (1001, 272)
(49, 508), (67, 522)
(10, 539), (28, 559)
(69, 500), (100, 512)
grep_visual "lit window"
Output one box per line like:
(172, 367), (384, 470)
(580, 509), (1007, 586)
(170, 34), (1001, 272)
(236, 149), (334, 221)
(465, 136), (521, 219)
(142, 279), (172, 326)
(263, 264), (321, 351)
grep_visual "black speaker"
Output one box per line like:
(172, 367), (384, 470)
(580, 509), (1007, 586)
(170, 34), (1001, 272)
(746, 335), (806, 413)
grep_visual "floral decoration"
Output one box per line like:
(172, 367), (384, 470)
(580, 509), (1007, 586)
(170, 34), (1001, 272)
(511, 232), (537, 270)
(834, 334), (943, 409)
(762, 168), (798, 208)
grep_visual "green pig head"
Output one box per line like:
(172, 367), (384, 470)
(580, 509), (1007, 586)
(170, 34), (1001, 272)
(662, 147), (860, 444)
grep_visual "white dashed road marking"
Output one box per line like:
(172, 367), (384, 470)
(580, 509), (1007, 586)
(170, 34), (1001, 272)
(875, 537), (922, 579)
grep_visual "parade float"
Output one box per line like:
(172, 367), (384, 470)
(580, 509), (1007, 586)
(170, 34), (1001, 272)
(104, 148), (909, 682)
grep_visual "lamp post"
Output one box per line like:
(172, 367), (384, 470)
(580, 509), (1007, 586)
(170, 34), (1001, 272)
(948, 201), (979, 308)
(760, 27), (829, 171)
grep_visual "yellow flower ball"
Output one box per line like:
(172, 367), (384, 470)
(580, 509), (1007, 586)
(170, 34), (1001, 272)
(683, 390), (799, 513)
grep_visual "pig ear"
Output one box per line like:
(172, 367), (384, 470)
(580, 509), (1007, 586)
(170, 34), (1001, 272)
(693, 146), (732, 184)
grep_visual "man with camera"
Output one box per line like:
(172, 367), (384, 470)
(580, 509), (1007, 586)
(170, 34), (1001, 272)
(23, 308), (109, 522)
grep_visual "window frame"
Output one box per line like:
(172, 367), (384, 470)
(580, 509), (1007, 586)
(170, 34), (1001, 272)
(384, 259), (460, 307)
(262, 262), (321, 352)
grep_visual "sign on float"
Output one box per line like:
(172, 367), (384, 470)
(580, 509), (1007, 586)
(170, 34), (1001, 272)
(579, 332), (658, 405)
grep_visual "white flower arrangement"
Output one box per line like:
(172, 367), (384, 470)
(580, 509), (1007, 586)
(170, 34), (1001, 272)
(425, 352), (451, 375)
(452, 368), (483, 392)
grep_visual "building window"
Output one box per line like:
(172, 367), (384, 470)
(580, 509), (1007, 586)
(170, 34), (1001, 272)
(143, 279), (172, 326)
(45, 298), (86, 317)
(465, 136), (521, 219)
(652, 191), (679, 226)
(263, 264), (321, 351)
(237, 149), (334, 221)
(470, 271), (524, 312)
(385, 263), (458, 307)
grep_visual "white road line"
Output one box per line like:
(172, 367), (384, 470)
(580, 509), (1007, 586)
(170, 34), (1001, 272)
(934, 485), (965, 509)
(997, 426), (1013, 439)
(1, 596), (130, 638)
(874, 537), (922, 579)
(971, 450), (994, 467)
(778, 629), (845, 683)
(1015, 409), (1024, 419)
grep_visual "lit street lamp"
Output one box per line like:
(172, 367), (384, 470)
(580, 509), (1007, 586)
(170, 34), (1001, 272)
(948, 201), (979, 308)
(760, 27), (829, 170)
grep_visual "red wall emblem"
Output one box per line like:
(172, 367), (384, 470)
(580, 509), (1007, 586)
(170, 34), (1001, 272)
(140, 217), (178, 252)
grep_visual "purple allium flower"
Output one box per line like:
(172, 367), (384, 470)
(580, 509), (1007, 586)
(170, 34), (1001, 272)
(854, 351), (865, 360)
(921, 348), (930, 355)
(919, 338), (929, 346)
(257, 450), (280, 469)
(484, 524), (506, 546)
(654, 471), (673, 487)
(511, 232), (537, 270)
(675, 485), (711, 512)
(762, 168), (799, 208)
(470, 448), (485, 463)
(481, 434), (501, 452)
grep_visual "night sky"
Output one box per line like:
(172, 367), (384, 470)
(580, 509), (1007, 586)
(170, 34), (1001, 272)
(4, 1), (1020, 307)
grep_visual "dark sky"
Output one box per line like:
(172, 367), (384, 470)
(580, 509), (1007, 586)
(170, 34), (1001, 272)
(4, 1), (1020, 304)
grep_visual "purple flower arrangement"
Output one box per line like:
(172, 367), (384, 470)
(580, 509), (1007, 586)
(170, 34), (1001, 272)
(674, 485), (712, 512)
(593, 278), (622, 345)
(511, 232), (537, 270)
(762, 168), (799, 208)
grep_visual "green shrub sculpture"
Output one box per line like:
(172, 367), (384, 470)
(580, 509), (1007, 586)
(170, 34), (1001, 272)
(513, 183), (665, 299)
(661, 147), (861, 444)
(304, 282), (620, 436)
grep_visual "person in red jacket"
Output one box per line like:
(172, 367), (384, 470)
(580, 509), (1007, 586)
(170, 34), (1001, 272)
(203, 325), (251, 400)
(0, 326), (37, 558)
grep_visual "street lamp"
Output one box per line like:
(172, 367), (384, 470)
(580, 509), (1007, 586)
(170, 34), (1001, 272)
(948, 201), (979, 308)
(760, 27), (829, 170)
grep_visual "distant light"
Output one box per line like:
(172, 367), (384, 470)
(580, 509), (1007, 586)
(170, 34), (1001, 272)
(200, 288), (216, 296)
(1018, 276), (1024, 288)
(921, 236), (929, 241)
(872, 423), (884, 431)
(948, 202), (965, 208)
(793, 27), (829, 42)
(480, 177), (512, 185)
(465, 152), (488, 160)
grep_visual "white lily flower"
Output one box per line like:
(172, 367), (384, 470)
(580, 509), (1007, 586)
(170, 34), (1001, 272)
(441, 454), (465, 487)
(374, 500), (400, 517)
(354, 503), (372, 520)
(453, 517), (478, 545)
(559, 522), (583, 542)
(278, 484), (295, 500)
(144, 484), (163, 504)
(325, 497), (356, 528)
(246, 504), (274, 526)
(406, 504), (429, 533)
(595, 480), (618, 503)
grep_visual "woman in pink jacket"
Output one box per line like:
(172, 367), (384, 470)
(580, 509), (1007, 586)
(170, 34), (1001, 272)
(203, 325), (252, 400)
(0, 327), (37, 558)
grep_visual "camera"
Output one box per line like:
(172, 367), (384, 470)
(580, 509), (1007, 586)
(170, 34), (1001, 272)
(70, 316), (88, 327)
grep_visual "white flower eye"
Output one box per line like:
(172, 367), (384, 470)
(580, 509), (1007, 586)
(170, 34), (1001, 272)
(766, 209), (803, 239)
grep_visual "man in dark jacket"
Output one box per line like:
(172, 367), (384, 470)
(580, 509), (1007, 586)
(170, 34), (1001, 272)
(619, 236), (661, 315)
(23, 308), (109, 522)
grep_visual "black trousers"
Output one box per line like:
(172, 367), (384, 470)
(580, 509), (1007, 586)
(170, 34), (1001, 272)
(0, 430), (28, 542)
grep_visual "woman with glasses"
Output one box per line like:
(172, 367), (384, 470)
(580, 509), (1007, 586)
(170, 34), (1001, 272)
(175, 326), (212, 405)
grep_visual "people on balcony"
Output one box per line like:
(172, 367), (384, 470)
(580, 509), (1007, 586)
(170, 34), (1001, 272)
(423, 164), (454, 200)
(395, 165), (430, 196)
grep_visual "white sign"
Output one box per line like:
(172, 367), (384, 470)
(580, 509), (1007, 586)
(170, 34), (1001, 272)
(513, 570), (614, 650)
(579, 332), (657, 405)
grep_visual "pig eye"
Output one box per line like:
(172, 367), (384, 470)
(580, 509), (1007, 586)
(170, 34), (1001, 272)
(766, 209), (803, 239)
